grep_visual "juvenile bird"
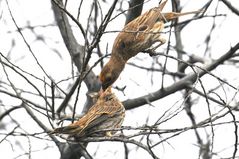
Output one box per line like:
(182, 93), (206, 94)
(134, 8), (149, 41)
(100, 0), (201, 90)
(51, 87), (125, 138)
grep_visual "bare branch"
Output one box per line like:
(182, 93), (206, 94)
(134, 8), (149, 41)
(0, 106), (22, 121)
(51, 0), (101, 116)
(125, 0), (144, 25)
(74, 136), (160, 159)
(123, 43), (239, 110)
(6, 0), (52, 82)
(221, 0), (239, 16)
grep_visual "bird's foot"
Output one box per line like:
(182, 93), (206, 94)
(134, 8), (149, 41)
(143, 49), (157, 56)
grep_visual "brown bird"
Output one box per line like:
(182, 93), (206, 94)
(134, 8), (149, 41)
(100, 0), (201, 90)
(51, 87), (125, 138)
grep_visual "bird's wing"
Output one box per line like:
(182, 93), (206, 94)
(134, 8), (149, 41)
(162, 10), (203, 21)
(50, 124), (81, 135)
(124, 0), (168, 32)
(76, 101), (123, 133)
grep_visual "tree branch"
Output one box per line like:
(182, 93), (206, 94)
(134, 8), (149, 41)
(51, 0), (101, 116)
(221, 0), (239, 16)
(125, 0), (144, 25)
(74, 136), (160, 159)
(51, 1), (119, 158)
(123, 43), (239, 110)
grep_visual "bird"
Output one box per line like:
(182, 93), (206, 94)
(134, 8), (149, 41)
(99, 0), (202, 90)
(50, 87), (125, 139)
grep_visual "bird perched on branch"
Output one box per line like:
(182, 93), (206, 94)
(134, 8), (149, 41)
(100, 0), (202, 90)
(51, 87), (125, 139)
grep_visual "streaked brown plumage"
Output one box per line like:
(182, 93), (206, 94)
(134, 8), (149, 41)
(100, 0), (201, 90)
(51, 87), (125, 138)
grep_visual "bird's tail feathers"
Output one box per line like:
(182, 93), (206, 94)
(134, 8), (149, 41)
(50, 125), (81, 135)
(158, 0), (168, 11)
(162, 10), (202, 22)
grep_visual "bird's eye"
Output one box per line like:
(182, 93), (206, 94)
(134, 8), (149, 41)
(120, 41), (126, 49)
(105, 94), (113, 101)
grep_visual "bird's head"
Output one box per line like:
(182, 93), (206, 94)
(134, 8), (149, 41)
(95, 86), (115, 104)
(99, 57), (125, 91)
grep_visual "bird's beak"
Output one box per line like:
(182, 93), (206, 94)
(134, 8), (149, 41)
(98, 88), (104, 96)
(102, 82), (111, 91)
(102, 85), (107, 91)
